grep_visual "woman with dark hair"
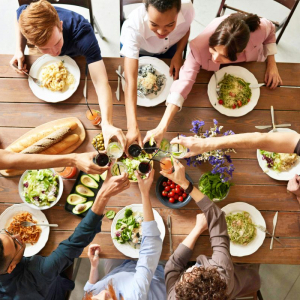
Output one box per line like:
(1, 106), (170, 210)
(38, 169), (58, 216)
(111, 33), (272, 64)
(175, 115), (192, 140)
(162, 159), (261, 299)
(145, 13), (282, 148)
(120, 0), (194, 155)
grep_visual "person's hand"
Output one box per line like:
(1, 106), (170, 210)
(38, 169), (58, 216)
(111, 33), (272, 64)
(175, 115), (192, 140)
(194, 213), (208, 235)
(170, 136), (205, 158)
(97, 168), (130, 199)
(135, 169), (154, 195)
(9, 50), (28, 74)
(125, 126), (142, 156)
(169, 52), (183, 80)
(74, 152), (110, 174)
(287, 174), (300, 203)
(101, 124), (126, 151)
(160, 158), (190, 189)
(143, 127), (166, 150)
(265, 62), (282, 90)
(88, 244), (101, 268)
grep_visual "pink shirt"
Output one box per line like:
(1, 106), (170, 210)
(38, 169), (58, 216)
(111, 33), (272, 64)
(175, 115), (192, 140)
(167, 16), (277, 109)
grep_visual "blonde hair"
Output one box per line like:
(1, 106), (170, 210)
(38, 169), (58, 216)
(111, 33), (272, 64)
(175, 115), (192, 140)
(19, 0), (61, 47)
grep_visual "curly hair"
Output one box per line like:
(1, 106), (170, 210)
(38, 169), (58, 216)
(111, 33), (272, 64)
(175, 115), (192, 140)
(144, 0), (181, 13)
(175, 266), (229, 300)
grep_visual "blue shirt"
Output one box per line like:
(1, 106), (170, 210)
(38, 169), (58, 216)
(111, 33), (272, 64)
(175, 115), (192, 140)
(0, 210), (103, 300)
(84, 220), (167, 300)
(17, 5), (102, 64)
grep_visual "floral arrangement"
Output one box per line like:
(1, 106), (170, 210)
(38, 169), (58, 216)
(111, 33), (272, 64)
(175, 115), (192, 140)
(185, 119), (236, 183)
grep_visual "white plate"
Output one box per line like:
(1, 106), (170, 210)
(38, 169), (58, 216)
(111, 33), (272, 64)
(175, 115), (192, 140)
(18, 169), (63, 210)
(29, 54), (80, 102)
(0, 204), (50, 257)
(257, 128), (300, 181)
(208, 66), (260, 117)
(222, 202), (266, 257)
(121, 56), (174, 107)
(111, 204), (165, 258)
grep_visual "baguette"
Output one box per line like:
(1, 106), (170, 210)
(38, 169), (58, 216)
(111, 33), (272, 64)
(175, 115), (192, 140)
(21, 127), (71, 154)
(6, 121), (78, 153)
(40, 134), (79, 154)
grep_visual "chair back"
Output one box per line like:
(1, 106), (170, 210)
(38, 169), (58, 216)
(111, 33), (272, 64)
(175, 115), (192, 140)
(275, 0), (299, 10)
(120, 0), (143, 28)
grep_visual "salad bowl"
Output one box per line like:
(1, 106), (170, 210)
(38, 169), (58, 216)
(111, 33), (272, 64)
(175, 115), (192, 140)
(19, 168), (63, 210)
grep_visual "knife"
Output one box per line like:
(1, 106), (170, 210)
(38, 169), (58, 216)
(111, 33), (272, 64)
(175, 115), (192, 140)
(270, 211), (278, 250)
(167, 215), (173, 254)
(115, 65), (121, 101)
(255, 124), (291, 129)
(270, 106), (277, 132)
(250, 83), (300, 89)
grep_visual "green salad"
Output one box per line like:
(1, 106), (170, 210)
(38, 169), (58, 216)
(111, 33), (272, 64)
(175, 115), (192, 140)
(225, 211), (256, 245)
(114, 208), (143, 248)
(23, 169), (59, 207)
(119, 153), (151, 181)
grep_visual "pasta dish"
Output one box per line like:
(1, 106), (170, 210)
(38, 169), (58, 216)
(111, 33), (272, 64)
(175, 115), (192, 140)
(137, 64), (165, 96)
(41, 61), (74, 92)
(7, 212), (41, 245)
(225, 211), (256, 245)
(218, 73), (252, 109)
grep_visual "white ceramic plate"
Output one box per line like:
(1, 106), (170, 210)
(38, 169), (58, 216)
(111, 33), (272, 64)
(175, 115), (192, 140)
(257, 128), (300, 181)
(0, 204), (50, 257)
(19, 168), (63, 210)
(208, 66), (260, 117)
(121, 56), (174, 107)
(222, 202), (266, 257)
(111, 204), (165, 258)
(29, 54), (80, 102)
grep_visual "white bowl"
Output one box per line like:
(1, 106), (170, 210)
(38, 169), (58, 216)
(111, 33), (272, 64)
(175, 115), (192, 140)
(18, 168), (63, 210)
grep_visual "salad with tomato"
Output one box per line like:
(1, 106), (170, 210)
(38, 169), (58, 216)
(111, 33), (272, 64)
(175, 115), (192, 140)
(161, 178), (188, 204)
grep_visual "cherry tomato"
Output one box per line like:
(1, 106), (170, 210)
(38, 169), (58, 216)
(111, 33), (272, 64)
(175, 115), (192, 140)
(169, 191), (175, 197)
(178, 191), (183, 196)
(175, 187), (181, 194)
(237, 100), (242, 107)
(165, 186), (171, 192)
(162, 191), (168, 197)
(178, 196), (184, 202)
(169, 197), (175, 203)
(162, 182), (167, 187)
(182, 193), (187, 199)
(170, 183), (175, 189)
(247, 98), (250, 102)
(167, 180), (172, 185)
(218, 99), (223, 105)
(180, 187), (184, 191)
(174, 194), (179, 200)
(232, 104), (236, 109)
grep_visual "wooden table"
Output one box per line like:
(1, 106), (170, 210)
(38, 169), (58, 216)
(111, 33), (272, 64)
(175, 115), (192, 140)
(1, 55), (300, 264)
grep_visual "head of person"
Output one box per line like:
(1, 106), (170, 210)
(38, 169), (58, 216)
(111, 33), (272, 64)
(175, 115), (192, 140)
(0, 230), (25, 275)
(209, 13), (261, 64)
(144, 0), (181, 39)
(175, 266), (229, 300)
(83, 282), (122, 300)
(19, 0), (64, 56)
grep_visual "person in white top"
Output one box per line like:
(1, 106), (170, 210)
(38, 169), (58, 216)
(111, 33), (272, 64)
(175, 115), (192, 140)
(120, 0), (194, 155)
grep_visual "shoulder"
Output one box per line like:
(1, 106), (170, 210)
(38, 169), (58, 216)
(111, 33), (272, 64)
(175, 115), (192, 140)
(125, 4), (146, 29)
(181, 0), (195, 15)
(249, 17), (275, 43)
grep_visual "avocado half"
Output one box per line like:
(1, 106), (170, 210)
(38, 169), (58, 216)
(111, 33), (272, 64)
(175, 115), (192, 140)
(100, 171), (107, 181)
(72, 201), (93, 214)
(67, 194), (87, 205)
(88, 174), (100, 182)
(80, 175), (98, 189)
(75, 185), (94, 197)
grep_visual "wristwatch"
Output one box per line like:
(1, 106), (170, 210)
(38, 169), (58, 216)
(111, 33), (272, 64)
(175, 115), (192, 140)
(185, 181), (194, 194)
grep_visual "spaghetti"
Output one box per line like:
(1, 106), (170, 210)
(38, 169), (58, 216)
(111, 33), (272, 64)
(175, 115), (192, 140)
(7, 212), (41, 245)
(41, 60), (74, 92)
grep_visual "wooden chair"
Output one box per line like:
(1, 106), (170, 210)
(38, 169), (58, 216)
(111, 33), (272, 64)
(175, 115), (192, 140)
(18, 0), (104, 39)
(216, 0), (300, 44)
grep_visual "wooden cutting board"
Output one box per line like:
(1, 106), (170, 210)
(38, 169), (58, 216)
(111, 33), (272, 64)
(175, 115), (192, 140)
(0, 117), (85, 177)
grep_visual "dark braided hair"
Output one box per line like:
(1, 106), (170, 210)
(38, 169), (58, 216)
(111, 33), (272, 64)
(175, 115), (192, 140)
(144, 0), (181, 13)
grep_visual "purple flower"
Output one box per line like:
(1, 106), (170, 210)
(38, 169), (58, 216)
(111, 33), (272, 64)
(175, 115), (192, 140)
(213, 119), (218, 125)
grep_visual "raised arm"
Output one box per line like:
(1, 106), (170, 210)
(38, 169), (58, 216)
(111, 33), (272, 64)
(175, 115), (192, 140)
(89, 61), (126, 150)
(170, 132), (300, 158)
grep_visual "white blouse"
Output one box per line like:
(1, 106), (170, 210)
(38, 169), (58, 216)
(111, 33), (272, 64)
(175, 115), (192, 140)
(120, 0), (195, 59)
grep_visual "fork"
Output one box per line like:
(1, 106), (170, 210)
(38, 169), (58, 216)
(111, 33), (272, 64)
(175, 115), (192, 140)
(115, 70), (146, 98)
(214, 72), (220, 96)
(255, 224), (285, 247)
(21, 221), (58, 227)
(12, 63), (42, 86)
(270, 106), (277, 132)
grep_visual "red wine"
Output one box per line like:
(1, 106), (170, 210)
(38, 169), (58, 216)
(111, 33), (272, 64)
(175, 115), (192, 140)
(143, 141), (157, 154)
(94, 153), (110, 167)
(138, 161), (151, 174)
(128, 144), (142, 157)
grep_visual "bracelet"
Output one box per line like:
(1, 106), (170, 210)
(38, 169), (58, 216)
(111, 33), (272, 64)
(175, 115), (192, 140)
(185, 181), (194, 194)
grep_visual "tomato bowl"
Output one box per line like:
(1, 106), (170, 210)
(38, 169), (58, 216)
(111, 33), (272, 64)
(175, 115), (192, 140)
(155, 174), (193, 209)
